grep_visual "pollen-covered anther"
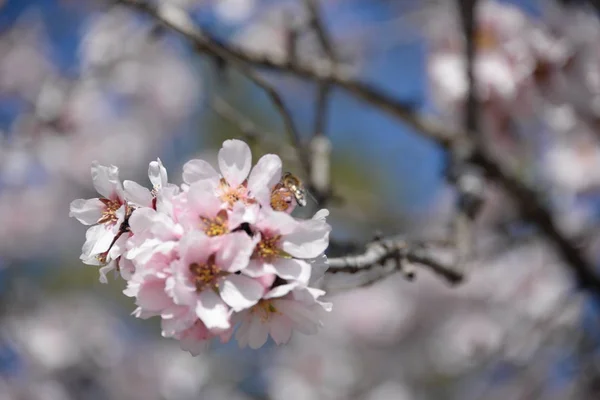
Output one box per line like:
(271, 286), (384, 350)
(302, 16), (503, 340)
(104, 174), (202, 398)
(200, 210), (228, 237)
(189, 256), (223, 291)
(97, 198), (121, 224)
(255, 234), (287, 261)
(219, 178), (250, 206)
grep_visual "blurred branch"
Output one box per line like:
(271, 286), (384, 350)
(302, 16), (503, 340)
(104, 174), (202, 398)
(326, 237), (464, 286)
(448, 0), (482, 267)
(115, 0), (311, 177)
(118, 0), (600, 293)
(304, 0), (335, 206)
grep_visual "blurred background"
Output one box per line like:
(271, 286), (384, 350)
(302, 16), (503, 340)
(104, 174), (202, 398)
(2, 0), (600, 398)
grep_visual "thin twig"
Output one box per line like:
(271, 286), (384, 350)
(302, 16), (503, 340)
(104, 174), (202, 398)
(117, 0), (310, 176)
(118, 0), (600, 293)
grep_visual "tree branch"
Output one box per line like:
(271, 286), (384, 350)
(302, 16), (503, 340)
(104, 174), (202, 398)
(118, 0), (600, 293)
(327, 237), (464, 285)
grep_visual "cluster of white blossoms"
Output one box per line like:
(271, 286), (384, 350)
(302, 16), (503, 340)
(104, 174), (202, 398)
(69, 139), (332, 353)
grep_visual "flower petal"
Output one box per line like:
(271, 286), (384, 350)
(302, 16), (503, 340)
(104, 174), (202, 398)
(228, 202), (259, 229)
(269, 317), (293, 345)
(166, 275), (197, 307)
(82, 224), (115, 256)
(220, 275), (264, 311)
(91, 161), (123, 200)
(69, 198), (104, 225)
(247, 154), (282, 198)
(182, 159), (219, 185)
(187, 181), (223, 217)
(276, 299), (321, 335)
(179, 231), (213, 266)
(281, 219), (331, 258)
(149, 158), (168, 189)
(218, 139), (252, 187)
(264, 282), (298, 299)
(215, 231), (254, 272)
(136, 280), (172, 312)
(196, 290), (231, 330)
(247, 316), (269, 349)
(272, 258), (311, 284)
(123, 180), (153, 207)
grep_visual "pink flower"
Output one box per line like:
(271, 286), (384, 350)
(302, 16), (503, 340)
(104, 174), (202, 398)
(170, 318), (234, 356)
(246, 208), (331, 284)
(125, 207), (183, 265)
(70, 138), (333, 353)
(125, 250), (177, 318)
(167, 231), (264, 330)
(182, 139), (283, 209)
(235, 284), (332, 349)
(178, 180), (256, 236)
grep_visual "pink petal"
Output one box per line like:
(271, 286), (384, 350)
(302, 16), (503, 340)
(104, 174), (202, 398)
(123, 180), (153, 207)
(196, 290), (231, 330)
(281, 219), (331, 259)
(256, 209), (298, 236)
(218, 139), (252, 188)
(228, 202), (259, 229)
(220, 275), (264, 311)
(165, 274), (197, 306)
(182, 159), (219, 185)
(276, 299), (321, 335)
(179, 231), (212, 266)
(244, 259), (273, 278)
(215, 231), (254, 272)
(269, 316), (293, 344)
(272, 258), (311, 284)
(188, 181), (223, 217)
(137, 280), (172, 312)
(247, 154), (282, 199)
(264, 283), (298, 299)
(247, 316), (269, 349)
(91, 161), (123, 200)
(69, 198), (104, 225)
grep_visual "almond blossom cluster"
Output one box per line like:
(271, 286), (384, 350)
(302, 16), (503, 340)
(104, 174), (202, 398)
(69, 139), (332, 353)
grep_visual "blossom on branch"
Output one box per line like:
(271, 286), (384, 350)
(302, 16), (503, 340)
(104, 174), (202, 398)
(70, 139), (331, 352)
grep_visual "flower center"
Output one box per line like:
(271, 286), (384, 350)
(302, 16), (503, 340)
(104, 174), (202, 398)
(270, 188), (294, 212)
(200, 210), (228, 237)
(219, 178), (248, 207)
(251, 300), (279, 322)
(254, 234), (286, 262)
(189, 255), (222, 291)
(97, 198), (121, 225)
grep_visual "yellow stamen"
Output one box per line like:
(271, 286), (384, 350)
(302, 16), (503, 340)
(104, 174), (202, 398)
(97, 198), (121, 225)
(200, 210), (228, 237)
(189, 255), (222, 291)
(254, 234), (288, 262)
(251, 300), (280, 322)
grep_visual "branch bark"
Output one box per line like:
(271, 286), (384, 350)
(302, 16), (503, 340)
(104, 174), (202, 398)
(117, 0), (600, 293)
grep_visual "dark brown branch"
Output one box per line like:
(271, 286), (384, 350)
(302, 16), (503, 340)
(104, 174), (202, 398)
(118, 0), (600, 293)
